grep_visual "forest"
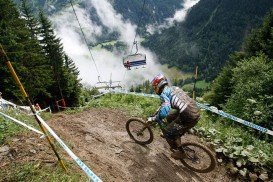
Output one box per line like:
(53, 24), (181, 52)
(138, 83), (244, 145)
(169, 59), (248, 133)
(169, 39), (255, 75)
(0, 0), (82, 108)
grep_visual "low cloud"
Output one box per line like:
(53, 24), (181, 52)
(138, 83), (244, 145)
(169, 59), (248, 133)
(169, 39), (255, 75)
(147, 0), (200, 34)
(50, 0), (163, 88)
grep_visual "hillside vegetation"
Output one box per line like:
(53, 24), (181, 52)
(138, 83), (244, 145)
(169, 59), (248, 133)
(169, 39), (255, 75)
(205, 9), (273, 140)
(144, 0), (273, 80)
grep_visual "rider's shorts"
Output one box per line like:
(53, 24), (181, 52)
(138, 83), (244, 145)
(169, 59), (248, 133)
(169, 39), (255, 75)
(164, 101), (200, 140)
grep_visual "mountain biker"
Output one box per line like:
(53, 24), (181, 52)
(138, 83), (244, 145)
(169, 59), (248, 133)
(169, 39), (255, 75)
(149, 73), (200, 160)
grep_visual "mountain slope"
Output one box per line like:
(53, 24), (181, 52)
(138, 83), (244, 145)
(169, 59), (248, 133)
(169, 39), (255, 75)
(13, 0), (183, 25)
(144, 0), (273, 80)
(112, 0), (183, 25)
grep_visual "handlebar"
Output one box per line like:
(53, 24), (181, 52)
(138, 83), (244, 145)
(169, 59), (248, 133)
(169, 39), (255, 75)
(150, 106), (160, 117)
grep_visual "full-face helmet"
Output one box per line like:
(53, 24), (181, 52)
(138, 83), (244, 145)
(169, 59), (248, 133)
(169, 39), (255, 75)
(151, 73), (168, 94)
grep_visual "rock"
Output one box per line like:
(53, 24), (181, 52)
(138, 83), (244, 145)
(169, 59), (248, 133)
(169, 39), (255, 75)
(230, 167), (238, 174)
(30, 149), (37, 154)
(249, 172), (258, 181)
(0, 145), (10, 156)
(115, 148), (123, 154)
(239, 168), (247, 177)
(188, 128), (195, 134)
(12, 138), (20, 142)
(259, 173), (269, 181)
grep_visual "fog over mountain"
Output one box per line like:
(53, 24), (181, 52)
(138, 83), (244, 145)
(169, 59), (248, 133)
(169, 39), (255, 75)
(147, 0), (200, 34)
(49, 0), (196, 87)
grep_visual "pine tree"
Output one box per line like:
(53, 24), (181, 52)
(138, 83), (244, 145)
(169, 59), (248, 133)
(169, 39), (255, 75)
(38, 11), (65, 104)
(63, 54), (82, 106)
(38, 11), (82, 106)
(20, 0), (40, 39)
(19, 0), (53, 103)
(0, 0), (52, 104)
(0, 0), (26, 101)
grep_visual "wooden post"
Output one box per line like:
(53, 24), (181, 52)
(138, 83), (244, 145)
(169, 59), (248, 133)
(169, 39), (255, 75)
(193, 66), (198, 100)
(0, 44), (67, 171)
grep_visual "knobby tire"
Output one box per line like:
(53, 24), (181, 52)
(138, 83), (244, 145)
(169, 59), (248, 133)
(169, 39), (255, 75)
(126, 117), (154, 145)
(180, 142), (216, 173)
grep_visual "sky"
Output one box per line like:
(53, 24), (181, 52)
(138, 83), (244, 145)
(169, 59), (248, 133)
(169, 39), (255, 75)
(50, 0), (199, 88)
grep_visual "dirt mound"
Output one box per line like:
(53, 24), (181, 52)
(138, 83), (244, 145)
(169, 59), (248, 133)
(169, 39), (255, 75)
(1, 108), (231, 181)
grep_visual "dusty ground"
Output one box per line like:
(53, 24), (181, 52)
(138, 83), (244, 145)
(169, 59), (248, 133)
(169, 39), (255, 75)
(0, 108), (232, 181)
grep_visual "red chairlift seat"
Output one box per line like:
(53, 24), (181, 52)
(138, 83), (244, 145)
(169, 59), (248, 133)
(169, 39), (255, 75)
(123, 53), (146, 70)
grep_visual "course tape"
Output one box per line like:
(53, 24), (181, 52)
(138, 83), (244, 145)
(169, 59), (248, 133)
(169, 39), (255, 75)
(37, 106), (51, 113)
(0, 98), (17, 108)
(35, 114), (102, 182)
(1, 98), (51, 114)
(113, 90), (160, 98)
(196, 103), (273, 136)
(113, 90), (273, 136)
(0, 111), (44, 136)
(28, 107), (52, 116)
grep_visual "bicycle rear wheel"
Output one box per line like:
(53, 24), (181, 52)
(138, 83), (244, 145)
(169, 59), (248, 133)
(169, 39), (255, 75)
(180, 142), (216, 173)
(126, 117), (154, 145)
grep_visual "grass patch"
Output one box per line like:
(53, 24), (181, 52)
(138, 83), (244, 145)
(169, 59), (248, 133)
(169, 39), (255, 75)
(0, 109), (51, 145)
(182, 80), (210, 91)
(0, 116), (24, 145)
(0, 162), (87, 182)
(160, 64), (193, 80)
(88, 93), (160, 117)
(0, 109), (88, 181)
(195, 80), (210, 89)
(182, 83), (194, 92)
(160, 64), (194, 80)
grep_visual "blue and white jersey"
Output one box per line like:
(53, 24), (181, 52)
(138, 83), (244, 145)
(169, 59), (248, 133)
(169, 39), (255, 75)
(156, 86), (191, 121)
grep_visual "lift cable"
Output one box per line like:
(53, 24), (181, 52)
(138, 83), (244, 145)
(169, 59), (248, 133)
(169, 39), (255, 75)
(130, 0), (147, 54)
(69, 0), (101, 79)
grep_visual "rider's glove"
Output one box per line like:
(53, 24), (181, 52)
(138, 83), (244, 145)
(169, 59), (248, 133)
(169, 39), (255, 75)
(148, 116), (156, 122)
(148, 116), (163, 125)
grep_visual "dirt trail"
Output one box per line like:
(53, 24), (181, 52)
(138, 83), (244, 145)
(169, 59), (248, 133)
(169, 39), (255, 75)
(47, 108), (231, 182)
(1, 108), (231, 181)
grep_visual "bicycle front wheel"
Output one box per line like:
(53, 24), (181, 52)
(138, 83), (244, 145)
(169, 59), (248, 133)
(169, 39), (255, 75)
(180, 142), (216, 173)
(126, 117), (154, 145)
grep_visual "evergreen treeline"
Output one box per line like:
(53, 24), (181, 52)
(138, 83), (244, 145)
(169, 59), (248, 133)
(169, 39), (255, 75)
(205, 9), (273, 139)
(12, 0), (68, 14)
(0, 0), (81, 109)
(129, 80), (153, 94)
(144, 0), (273, 81)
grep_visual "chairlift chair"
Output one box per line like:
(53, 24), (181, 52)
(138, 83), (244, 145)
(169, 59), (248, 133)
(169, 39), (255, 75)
(123, 53), (147, 70)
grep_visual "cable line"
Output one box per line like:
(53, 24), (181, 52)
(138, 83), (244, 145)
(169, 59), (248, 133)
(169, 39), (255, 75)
(69, 0), (101, 78)
(130, 0), (147, 54)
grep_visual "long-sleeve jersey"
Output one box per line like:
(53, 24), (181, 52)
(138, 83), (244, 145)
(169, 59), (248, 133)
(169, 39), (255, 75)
(155, 86), (192, 121)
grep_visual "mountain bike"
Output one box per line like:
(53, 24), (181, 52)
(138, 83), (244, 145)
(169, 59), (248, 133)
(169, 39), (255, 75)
(125, 117), (216, 173)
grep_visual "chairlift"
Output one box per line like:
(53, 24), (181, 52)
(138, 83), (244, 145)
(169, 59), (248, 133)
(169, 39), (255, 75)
(123, 53), (147, 70)
(95, 74), (122, 90)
